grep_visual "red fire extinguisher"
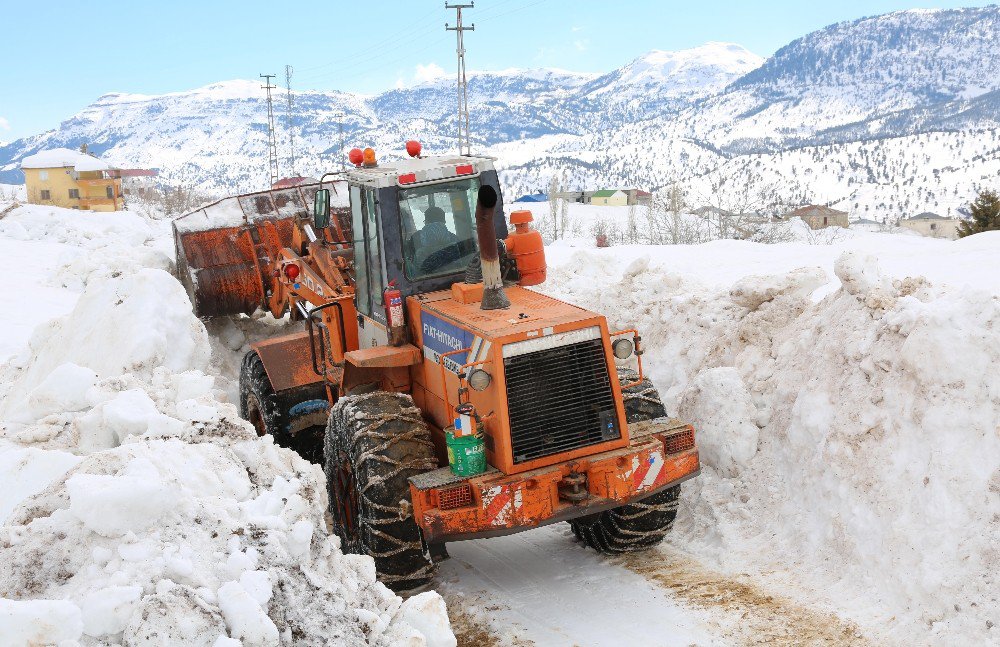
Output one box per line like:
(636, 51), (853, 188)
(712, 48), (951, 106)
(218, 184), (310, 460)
(383, 281), (407, 346)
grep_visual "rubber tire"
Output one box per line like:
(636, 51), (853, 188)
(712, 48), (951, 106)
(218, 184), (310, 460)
(239, 351), (328, 462)
(239, 351), (285, 440)
(569, 367), (680, 554)
(323, 391), (439, 591)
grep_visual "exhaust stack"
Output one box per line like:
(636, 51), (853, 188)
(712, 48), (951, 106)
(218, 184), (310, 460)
(475, 186), (510, 310)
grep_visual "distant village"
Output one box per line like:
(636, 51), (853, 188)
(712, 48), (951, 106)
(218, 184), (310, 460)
(12, 146), (966, 241)
(514, 188), (965, 240)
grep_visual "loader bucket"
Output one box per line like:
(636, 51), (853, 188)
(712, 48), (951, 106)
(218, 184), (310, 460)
(173, 184), (325, 318)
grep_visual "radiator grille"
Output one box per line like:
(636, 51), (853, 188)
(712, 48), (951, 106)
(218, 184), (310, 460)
(504, 338), (620, 464)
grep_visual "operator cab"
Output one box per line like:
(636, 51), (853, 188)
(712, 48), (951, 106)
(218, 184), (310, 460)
(312, 150), (508, 346)
(399, 177), (480, 279)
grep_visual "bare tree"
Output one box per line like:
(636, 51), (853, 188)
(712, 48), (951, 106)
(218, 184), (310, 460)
(624, 203), (641, 244)
(547, 175), (560, 240)
(0, 184), (21, 204)
(131, 183), (217, 219)
(801, 223), (846, 245)
(645, 184), (706, 245)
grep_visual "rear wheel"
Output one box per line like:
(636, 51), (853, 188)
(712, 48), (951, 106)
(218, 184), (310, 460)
(323, 391), (439, 591)
(239, 351), (329, 461)
(570, 367), (680, 554)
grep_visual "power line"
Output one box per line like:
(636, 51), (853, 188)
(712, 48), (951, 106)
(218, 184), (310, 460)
(285, 65), (297, 177)
(334, 112), (346, 171)
(260, 74), (279, 186)
(297, 13), (441, 74)
(446, 2), (474, 156)
(299, 34), (450, 85)
(474, 0), (546, 22)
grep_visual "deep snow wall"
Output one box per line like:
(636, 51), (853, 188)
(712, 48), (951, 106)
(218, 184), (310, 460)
(0, 204), (455, 647)
(541, 240), (1000, 645)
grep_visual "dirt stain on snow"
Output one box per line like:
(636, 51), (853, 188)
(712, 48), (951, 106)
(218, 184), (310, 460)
(443, 593), (535, 647)
(618, 547), (871, 646)
(449, 606), (508, 647)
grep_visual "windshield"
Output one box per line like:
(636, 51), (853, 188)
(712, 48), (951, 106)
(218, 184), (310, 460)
(399, 177), (481, 280)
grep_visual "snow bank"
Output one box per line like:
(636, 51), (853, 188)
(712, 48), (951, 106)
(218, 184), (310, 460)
(0, 204), (454, 646)
(0, 431), (445, 646)
(541, 233), (1000, 645)
(0, 267), (212, 424)
(0, 204), (174, 365)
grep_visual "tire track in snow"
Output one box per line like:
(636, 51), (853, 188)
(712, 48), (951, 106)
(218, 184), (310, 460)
(618, 547), (872, 646)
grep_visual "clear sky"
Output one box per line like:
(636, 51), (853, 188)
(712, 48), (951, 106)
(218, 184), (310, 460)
(1, 1), (995, 140)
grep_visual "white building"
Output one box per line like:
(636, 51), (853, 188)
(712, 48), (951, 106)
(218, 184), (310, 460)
(900, 212), (960, 239)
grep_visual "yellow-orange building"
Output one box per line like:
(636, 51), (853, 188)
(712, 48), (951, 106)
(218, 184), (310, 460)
(21, 148), (123, 211)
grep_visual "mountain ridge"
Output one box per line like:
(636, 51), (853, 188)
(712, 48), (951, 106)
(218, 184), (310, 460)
(3, 6), (1000, 220)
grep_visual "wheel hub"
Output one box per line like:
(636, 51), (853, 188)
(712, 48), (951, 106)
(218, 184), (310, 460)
(246, 394), (267, 437)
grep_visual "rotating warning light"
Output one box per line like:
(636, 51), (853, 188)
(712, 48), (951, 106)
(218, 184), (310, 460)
(348, 148), (364, 167)
(363, 147), (377, 167)
(406, 140), (422, 158)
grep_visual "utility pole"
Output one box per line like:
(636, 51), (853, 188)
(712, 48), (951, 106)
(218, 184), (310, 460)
(335, 112), (346, 171)
(260, 74), (279, 186)
(445, 2), (474, 156)
(284, 65), (297, 178)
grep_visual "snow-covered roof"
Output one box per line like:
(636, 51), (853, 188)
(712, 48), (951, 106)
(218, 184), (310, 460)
(20, 148), (116, 172)
(905, 212), (950, 221)
(693, 206), (735, 217)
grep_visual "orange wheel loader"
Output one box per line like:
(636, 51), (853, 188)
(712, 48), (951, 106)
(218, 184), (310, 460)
(173, 144), (701, 590)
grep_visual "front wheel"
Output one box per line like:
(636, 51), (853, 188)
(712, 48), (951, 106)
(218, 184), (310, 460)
(323, 391), (439, 591)
(238, 351), (328, 462)
(570, 367), (679, 554)
(570, 485), (681, 554)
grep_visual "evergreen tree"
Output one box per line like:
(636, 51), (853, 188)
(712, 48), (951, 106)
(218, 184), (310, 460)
(958, 190), (1000, 238)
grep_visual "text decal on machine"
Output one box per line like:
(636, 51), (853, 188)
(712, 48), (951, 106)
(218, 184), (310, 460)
(421, 311), (474, 374)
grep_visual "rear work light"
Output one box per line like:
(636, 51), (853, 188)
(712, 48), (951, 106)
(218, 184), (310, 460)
(438, 483), (474, 510)
(398, 173), (417, 185)
(455, 164), (474, 175)
(663, 427), (695, 454)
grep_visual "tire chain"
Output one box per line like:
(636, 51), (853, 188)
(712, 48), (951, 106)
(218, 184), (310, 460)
(329, 392), (438, 585)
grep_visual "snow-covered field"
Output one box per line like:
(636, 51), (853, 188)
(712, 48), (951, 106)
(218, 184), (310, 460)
(0, 197), (997, 646)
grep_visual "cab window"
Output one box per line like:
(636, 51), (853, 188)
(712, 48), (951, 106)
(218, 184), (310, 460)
(350, 186), (369, 314)
(350, 185), (383, 316)
(399, 177), (480, 280)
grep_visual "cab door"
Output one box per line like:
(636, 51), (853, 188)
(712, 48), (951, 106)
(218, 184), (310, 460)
(350, 184), (389, 348)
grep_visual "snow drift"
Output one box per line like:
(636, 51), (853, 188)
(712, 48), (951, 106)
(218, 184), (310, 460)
(0, 204), (455, 647)
(542, 234), (1000, 645)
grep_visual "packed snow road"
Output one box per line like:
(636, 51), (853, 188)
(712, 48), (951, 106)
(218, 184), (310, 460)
(437, 525), (868, 646)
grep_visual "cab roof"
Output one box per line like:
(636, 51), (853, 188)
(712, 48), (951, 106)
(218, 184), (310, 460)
(344, 154), (496, 189)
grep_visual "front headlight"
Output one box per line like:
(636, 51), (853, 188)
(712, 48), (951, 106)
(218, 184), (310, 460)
(468, 368), (492, 391)
(612, 338), (634, 360)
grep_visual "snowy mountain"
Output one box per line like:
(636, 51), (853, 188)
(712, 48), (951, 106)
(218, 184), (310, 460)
(683, 6), (1000, 152)
(2, 7), (1000, 220)
(576, 42), (763, 118)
